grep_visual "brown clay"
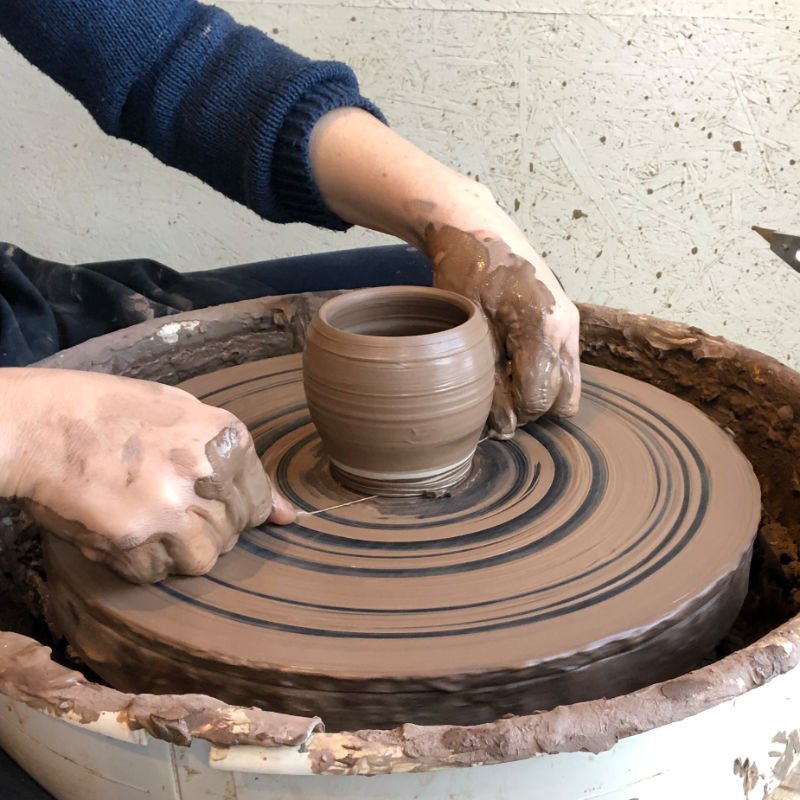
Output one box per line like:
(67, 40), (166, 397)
(303, 286), (494, 495)
(0, 631), (323, 748)
(42, 350), (759, 730)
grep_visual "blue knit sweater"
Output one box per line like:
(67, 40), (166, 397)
(0, 0), (385, 230)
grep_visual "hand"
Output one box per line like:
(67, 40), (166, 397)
(425, 223), (581, 437)
(1, 368), (294, 583)
(308, 107), (581, 438)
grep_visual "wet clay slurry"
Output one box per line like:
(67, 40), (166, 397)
(303, 286), (494, 496)
(43, 353), (761, 730)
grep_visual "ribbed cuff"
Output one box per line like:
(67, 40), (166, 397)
(269, 80), (388, 230)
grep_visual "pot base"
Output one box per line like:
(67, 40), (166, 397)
(328, 452), (474, 497)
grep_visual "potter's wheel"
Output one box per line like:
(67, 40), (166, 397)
(44, 354), (760, 729)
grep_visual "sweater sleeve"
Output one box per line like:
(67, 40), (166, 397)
(0, 0), (386, 230)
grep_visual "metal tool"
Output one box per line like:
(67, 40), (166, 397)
(752, 225), (800, 273)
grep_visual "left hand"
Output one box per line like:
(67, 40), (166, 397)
(424, 221), (581, 438)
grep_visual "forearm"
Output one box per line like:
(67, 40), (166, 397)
(1, 0), (383, 228)
(309, 107), (534, 258)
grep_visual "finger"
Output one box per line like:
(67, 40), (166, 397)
(108, 496), (234, 582)
(189, 494), (239, 552)
(236, 449), (273, 528)
(104, 532), (208, 584)
(22, 497), (205, 584)
(510, 338), (562, 423)
(170, 509), (228, 574)
(198, 421), (273, 529)
(217, 474), (250, 535)
(551, 326), (581, 417)
(109, 537), (174, 583)
(108, 515), (229, 583)
(485, 322), (517, 439)
(233, 448), (294, 526)
(234, 427), (273, 526)
(488, 364), (517, 439)
(268, 489), (297, 525)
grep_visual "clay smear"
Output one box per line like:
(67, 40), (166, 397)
(425, 224), (578, 435)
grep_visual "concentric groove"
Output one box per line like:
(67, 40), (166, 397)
(150, 355), (752, 642)
(45, 353), (760, 717)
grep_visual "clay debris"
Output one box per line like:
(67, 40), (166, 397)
(0, 632), (322, 747)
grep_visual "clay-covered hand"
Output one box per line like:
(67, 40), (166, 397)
(1, 368), (294, 583)
(425, 224), (581, 437)
(307, 108), (580, 437)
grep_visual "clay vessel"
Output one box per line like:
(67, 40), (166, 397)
(302, 286), (494, 495)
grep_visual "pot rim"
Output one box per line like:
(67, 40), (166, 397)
(313, 285), (483, 349)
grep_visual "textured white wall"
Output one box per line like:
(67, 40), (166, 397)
(1, 1), (798, 365)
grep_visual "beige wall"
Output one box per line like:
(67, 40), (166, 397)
(1, 1), (798, 366)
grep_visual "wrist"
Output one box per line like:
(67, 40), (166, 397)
(309, 107), (491, 249)
(409, 175), (499, 250)
(422, 192), (571, 305)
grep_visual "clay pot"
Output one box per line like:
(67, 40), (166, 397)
(302, 286), (494, 496)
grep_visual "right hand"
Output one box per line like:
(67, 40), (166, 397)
(3, 368), (294, 583)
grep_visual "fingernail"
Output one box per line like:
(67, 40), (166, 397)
(489, 406), (516, 437)
(271, 492), (297, 524)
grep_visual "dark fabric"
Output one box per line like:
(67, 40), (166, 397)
(0, 242), (434, 367)
(0, 0), (385, 229)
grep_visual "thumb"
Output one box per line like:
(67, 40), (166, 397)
(268, 488), (297, 525)
(485, 321), (517, 439)
(510, 338), (562, 423)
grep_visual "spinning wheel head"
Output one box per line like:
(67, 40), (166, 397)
(43, 353), (760, 729)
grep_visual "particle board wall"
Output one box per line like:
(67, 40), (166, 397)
(0, 1), (797, 366)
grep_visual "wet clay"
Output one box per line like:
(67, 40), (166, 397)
(303, 286), (494, 495)
(426, 225), (578, 435)
(42, 352), (759, 730)
(193, 424), (274, 530)
(0, 631), (322, 747)
(301, 628), (799, 773)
